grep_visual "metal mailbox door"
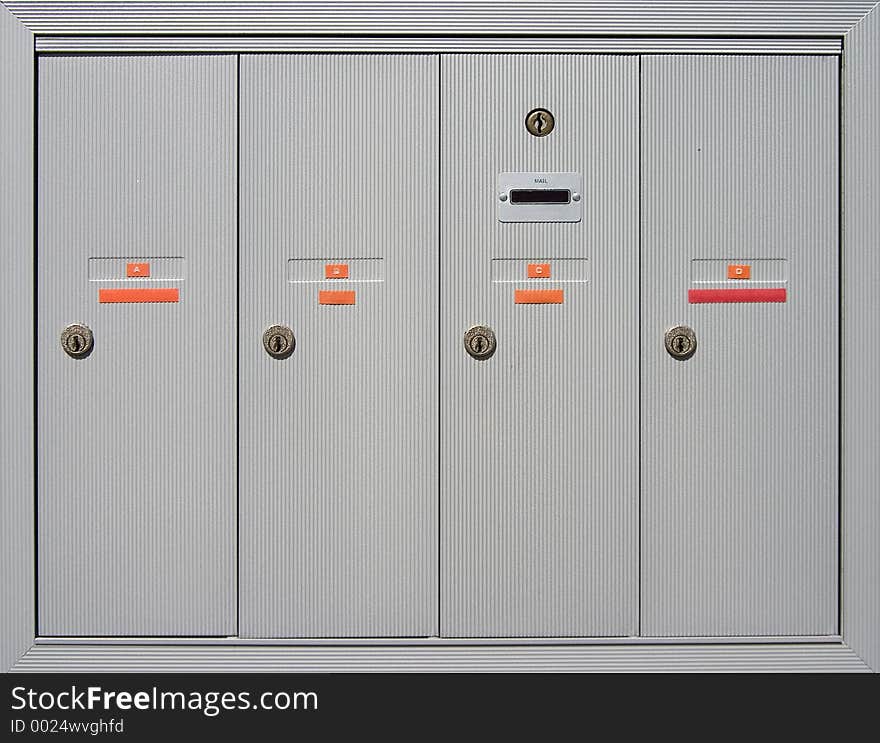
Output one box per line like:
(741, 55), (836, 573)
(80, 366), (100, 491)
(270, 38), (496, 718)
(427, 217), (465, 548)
(239, 55), (439, 637)
(37, 56), (237, 636)
(440, 55), (639, 637)
(641, 56), (839, 636)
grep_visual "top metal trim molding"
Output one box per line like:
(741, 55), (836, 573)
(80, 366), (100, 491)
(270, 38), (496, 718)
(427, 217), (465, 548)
(34, 36), (843, 54)
(3, 1), (879, 36)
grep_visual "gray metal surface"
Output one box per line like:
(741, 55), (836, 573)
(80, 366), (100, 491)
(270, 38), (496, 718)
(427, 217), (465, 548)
(37, 55), (237, 636)
(0, 3), (34, 671)
(239, 55), (438, 638)
(441, 54), (638, 637)
(491, 259), (589, 284)
(641, 55), (840, 636)
(5, 1), (876, 35)
(690, 258), (788, 284)
(11, 643), (870, 673)
(842, 4), (880, 672)
(87, 257), (186, 282)
(34, 37), (844, 54)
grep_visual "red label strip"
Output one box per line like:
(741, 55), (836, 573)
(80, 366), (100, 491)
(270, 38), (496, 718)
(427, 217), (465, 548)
(688, 288), (786, 304)
(99, 288), (180, 303)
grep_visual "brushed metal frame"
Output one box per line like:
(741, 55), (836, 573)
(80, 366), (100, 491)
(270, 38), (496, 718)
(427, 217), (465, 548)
(33, 37), (844, 54)
(2, 1), (877, 673)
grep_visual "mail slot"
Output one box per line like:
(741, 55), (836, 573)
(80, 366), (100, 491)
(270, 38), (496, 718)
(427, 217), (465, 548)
(509, 188), (570, 205)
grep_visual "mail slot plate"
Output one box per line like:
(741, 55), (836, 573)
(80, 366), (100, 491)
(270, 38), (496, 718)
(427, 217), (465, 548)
(497, 172), (583, 223)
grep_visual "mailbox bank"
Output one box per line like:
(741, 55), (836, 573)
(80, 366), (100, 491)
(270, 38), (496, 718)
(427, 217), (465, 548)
(2, 2), (878, 673)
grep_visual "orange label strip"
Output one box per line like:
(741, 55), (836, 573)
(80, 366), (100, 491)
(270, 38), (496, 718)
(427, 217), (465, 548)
(126, 262), (151, 278)
(319, 290), (356, 305)
(727, 264), (751, 279)
(514, 289), (564, 304)
(99, 288), (179, 304)
(527, 263), (551, 279)
(325, 263), (350, 279)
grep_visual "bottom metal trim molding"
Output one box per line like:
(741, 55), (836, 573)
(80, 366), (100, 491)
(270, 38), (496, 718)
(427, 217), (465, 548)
(13, 643), (869, 673)
(34, 635), (843, 646)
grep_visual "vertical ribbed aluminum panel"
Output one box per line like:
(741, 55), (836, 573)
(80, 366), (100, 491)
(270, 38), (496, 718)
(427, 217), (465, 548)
(842, 5), (880, 672)
(0, 6), (34, 669)
(641, 56), (839, 636)
(441, 55), (638, 637)
(37, 56), (237, 636)
(239, 55), (438, 638)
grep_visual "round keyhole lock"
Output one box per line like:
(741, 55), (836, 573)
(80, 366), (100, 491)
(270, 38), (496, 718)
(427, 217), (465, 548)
(262, 324), (295, 360)
(525, 108), (555, 137)
(60, 323), (94, 359)
(664, 325), (697, 361)
(464, 325), (497, 361)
